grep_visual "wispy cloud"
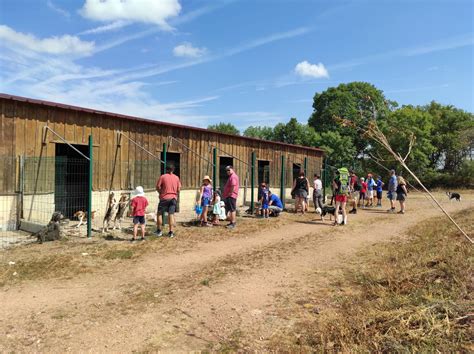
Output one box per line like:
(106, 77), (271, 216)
(79, 21), (129, 36)
(173, 42), (207, 58)
(47, 0), (70, 18)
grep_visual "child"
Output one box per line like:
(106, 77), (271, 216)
(198, 176), (213, 226)
(376, 176), (384, 207)
(212, 189), (223, 225)
(259, 183), (270, 218)
(359, 177), (367, 208)
(130, 186), (148, 241)
(366, 174), (376, 207)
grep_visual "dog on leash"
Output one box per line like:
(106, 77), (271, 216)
(446, 192), (461, 202)
(113, 193), (130, 230)
(102, 192), (119, 232)
(74, 210), (97, 228)
(316, 205), (336, 221)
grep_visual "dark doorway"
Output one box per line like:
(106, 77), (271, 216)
(258, 160), (270, 185)
(160, 152), (181, 177)
(55, 144), (90, 218)
(219, 156), (233, 190)
(292, 163), (302, 182)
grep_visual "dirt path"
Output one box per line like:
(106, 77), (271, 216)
(0, 193), (471, 352)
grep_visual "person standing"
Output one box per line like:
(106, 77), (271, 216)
(332, 169), (348, 225)
(155, 165), (181, 238)
(359, 177), (367, 208)
(198, 176), (213, 226)
(366, 173), (376, 207)
(292, 171), (309, 214)
(396, 176), (408, 214)
(376, 175), (384, 207)
(130, 186), (149, 242)
(223, 165), (239, 229)
(348, 170), (359, 214)
(387, 169), (398, 213)
(312, 174), (323, 211)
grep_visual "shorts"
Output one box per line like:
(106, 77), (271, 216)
(387, 191), (396, 200)
(224, 197), (237, 213)
(201, 197), (211, 207)
(359, 192), (366, 199)
(396, 193), (406, 201)
(368, 190), (374, 198)
(376, 191), (382, 199)
(158, 198), (177, 214)
(133, 216), (145, 225)
(295, 189), (308, 198)
(335, 194), (347, 203)
(262, 203), (269, 210)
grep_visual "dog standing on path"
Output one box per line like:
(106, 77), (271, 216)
(446, 192), (461, 202)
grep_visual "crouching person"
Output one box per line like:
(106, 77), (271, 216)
(268, 191), (283, 217)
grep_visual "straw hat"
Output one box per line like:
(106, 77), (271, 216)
(133, 186), (145, 197)
(203, 175), (212, 183)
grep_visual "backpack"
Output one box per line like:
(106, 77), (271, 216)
(337, 167), (350, 195)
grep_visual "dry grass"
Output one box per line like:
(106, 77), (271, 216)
(270, 209), (474, 352)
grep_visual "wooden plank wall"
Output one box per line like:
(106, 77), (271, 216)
(0, 98), (323, 193)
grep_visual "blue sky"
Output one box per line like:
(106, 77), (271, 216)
(0, 0), (472, 131)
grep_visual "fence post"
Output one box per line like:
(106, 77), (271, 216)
(87, 135), (93, 238)
(250, 151), (256, 213)
(322, 157), (326, 202)
(212, 147), (217, 192)
(17, 155), (25, 229)
(304, 157), (308, 177)
(280, 155), (286, 209)
(162, 142), (168, 225)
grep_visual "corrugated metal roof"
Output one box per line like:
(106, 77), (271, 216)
(0, 93), (324, 153)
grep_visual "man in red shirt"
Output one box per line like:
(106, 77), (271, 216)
(155, 165), (181, 238)
(130, 186), (148, 241)
(348, 170), (359, 214)
(222, 165), (239, 229)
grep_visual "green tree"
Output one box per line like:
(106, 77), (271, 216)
(243, 126), (274, 140)
(207, 122), (240, 135)
(272, 118), (319, 146)
(316, 131), (357, 167)
(309, 82), (394, 156)
(424, 101), (474, 172)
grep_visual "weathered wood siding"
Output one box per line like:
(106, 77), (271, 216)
(0, 96), (324, 193)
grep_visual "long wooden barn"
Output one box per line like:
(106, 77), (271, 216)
(0, 93), (324, 231)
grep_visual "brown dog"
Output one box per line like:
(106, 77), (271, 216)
(74, 210), (96, 228)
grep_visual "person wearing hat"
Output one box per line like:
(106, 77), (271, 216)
(130, 186), (149, 241)
(198, 175), (213, 226)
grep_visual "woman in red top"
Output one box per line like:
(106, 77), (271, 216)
(358, 177), (368, 208)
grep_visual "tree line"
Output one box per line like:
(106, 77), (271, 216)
(208, 82), (473, 188)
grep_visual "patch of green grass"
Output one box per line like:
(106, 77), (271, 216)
(272, 209), (474, 352)
(200, 278), (210, 286)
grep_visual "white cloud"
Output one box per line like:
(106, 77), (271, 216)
(79, 21), (129, 35)
(173, 43), (207, 58)
(80, 0), (181, 29)
(294, 60), (329, 79)
(47, 0), (70, 18)
(0, 25), (94, 55)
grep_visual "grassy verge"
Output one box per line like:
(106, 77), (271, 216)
(273, 210), (474, 352)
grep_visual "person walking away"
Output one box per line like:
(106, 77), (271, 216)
(258, 183), (270, 218)
(198, 176), (213, 226)
(312, 174), (323, 211)
(267, 191), (283, 217)
(348, 170), (359, 214)
(376, 175), (384, 207)
(155, 165), (181, 238)
(366, 174), (376, 207)
(130, 186), (149, 242)
(387, 169), (398, 213)
(396, 176), (408, 214)
(292, 171), (309, 214)
(359, 177), (367, 208)
(332, 168), (349, 225)
(223, 166), (239, 229)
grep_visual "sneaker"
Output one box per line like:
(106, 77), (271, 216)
(130, 238), (137, 242)
(226, 223), (236, 229)
(397, 210), (405, 214)
(387, 208), (396, 213)
(140, 237), (146, 241)
(168, 231), (175, 238)
(349, 209), (357, 214)
(154, 229), (163, 237)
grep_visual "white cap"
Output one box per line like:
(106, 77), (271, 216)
(133, 186), (145, 197)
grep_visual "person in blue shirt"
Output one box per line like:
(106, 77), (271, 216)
(376, 175), (384, 207)
(387, 170), (398, 213)
(267, 191), (283, 217)
(259, 182), (270, 218)
(366, 173), (376, 207)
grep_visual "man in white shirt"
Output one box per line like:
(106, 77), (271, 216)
(313, 174), (323, 211)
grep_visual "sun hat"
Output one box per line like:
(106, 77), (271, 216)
(133, 186), (145, 197)
(203, 175), (212, 183)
